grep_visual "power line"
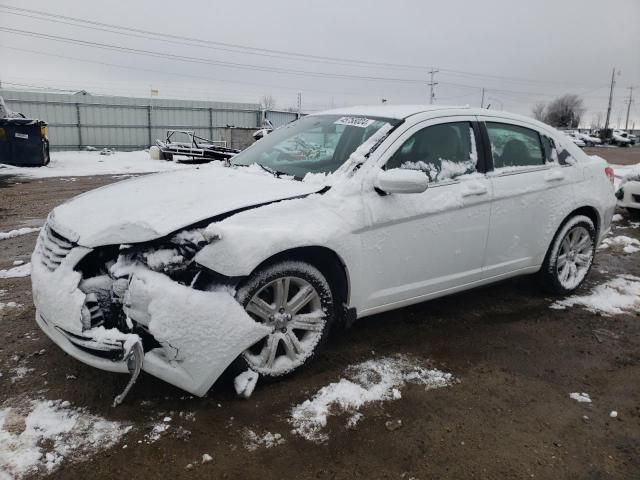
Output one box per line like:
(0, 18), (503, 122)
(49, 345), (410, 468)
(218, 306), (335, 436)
(0, 5), (432, 72)
(0, 27), (433, 85)
(0, 45), (375, 97)
(0, 4), (612, 90)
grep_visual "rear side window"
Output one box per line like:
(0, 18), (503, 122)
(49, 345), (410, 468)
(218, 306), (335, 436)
(486, 122), (544, 169)
(385, 122), (477, 183)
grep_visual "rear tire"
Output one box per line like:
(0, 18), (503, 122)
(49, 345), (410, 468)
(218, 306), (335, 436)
(235, 261), (334, 378)
(539, 215), (596, 295)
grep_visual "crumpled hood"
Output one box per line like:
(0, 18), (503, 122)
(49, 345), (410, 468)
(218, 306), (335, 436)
(50, 166), (321, 247)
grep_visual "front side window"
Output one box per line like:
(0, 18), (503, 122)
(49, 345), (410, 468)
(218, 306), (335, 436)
(232, 114), (398, 178)
(486, 122), (544, 169)
(385, 122), (478, 183)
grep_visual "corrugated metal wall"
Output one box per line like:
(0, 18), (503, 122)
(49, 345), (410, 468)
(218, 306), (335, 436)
(265, 110), (300, 128)
(0, 89), (264, 150)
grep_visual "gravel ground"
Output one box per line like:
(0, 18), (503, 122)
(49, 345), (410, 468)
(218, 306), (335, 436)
(0, 147), (639, 479)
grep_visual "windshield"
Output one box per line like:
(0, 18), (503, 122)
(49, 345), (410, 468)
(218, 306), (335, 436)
(232, 114), (398, 178)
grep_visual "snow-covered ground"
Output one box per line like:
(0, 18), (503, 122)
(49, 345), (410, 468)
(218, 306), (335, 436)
(0, 399), (131, 479)
(0, 263), (31, 279)
(599, 235), (640, 254)
(551, 275), (640, 316)
(289, 356), (453, 442)
(0, 228), (40, 241)
(0, 151), (190, 178)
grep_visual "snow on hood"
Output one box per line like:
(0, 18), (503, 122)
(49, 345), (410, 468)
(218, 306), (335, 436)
(49, 165), (321, 247)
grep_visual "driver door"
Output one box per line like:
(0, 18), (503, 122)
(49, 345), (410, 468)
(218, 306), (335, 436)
(356, 117), (492, 314)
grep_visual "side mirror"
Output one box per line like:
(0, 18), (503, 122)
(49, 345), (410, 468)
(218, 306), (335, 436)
(375, 169), (429, 194)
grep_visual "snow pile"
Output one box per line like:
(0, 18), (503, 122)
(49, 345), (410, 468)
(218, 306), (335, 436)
(144, 421), (170, 444)
(242, 429), (286, 451)
(10, 366), (34, 383)
(289, 356), (453, 442)
(0, 399), (130, 479)
(0, 263), (31, 279)
(234, 370), (259, 399)
(551, 275), (640, 315)
(0, 301), (22, 310)
(599, 235), (640, 254)
(0, 151), (189, 178)
(0, 228), (40, 241)
(569, 392), (592, 403)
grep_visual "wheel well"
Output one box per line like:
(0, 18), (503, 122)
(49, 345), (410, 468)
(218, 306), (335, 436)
(253, 246), (350, 311)
(566, 206), (600, 236)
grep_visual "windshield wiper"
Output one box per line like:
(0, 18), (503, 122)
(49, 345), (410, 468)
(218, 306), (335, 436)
(255, 162), (299, 179)
(236, 162), (302, 181)
(255, 162), (280, 177)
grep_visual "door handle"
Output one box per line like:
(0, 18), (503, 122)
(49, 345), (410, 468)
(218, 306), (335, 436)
(461, 183), (488, 197)
(545, 170), (565, 182)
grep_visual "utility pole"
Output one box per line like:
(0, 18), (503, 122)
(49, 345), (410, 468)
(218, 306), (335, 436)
(297, 92), (302, 116)
(625, 86), (634, 131)
(480, 88), (485, 108)
(428, 68), (438, 104)
(604, 67), (617, 134)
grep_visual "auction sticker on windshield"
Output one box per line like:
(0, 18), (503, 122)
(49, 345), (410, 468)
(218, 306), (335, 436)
(334, 117), (375, 128)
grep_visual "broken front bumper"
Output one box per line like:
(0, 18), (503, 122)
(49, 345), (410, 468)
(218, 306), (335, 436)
(31, 237), (269, 397)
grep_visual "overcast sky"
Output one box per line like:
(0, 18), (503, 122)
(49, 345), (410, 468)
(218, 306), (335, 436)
(1, 0), (639, 126)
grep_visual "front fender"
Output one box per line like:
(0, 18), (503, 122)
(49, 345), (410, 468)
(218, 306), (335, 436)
(194, 195), (358, 277)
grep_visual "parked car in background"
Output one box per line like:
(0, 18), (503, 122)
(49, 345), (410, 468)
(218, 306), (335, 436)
(618, 130), (637, 145)
(576, 132), (602, 147)
(563, 131), (586, 147)
(616, 169), (640, 216)
(611, 130), (633, 146)
(31, 105), (616, 400)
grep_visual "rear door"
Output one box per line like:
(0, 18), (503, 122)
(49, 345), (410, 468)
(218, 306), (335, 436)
(479, 117), (576, 277)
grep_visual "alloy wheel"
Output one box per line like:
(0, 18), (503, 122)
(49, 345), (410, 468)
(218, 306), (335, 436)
(242, 276), (326, 375)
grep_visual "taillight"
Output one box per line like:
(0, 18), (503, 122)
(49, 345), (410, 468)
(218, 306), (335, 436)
(41, 126), (47, 139)
(604, 166), (615, 185)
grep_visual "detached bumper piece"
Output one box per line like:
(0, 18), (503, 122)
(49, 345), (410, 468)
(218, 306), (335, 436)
(56, 327), (125, 360)
(113, 341), (144, 407)
(57, 325), (144, 406)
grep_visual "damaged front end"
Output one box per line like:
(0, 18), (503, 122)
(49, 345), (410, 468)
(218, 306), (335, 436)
(32, 221), (269, 402)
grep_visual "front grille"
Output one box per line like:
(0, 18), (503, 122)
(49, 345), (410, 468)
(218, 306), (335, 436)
(36, 223), (75, 271)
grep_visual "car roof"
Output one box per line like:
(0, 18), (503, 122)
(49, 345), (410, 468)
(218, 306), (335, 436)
(310, 104), (549, 126)
(310, 104), (467, 120)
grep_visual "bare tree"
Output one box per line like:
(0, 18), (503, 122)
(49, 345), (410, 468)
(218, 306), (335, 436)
(261, 94), (276, 111)
(531, 101), (547, 122)
(543, 94), (586, 128)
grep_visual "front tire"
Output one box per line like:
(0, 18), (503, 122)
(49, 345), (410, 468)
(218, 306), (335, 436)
(539, 215), (596, 295)
(235, 261), (334, 378)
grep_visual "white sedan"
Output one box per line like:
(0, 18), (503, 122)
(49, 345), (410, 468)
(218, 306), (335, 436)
(616, 169), (640, 215)
(576, 132), (602, 147)
(31, 106), (616, 401)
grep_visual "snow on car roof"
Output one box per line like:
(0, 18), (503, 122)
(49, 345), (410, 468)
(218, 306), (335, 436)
(310, 105), (549, 125)
(311, 104), (468, 120)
